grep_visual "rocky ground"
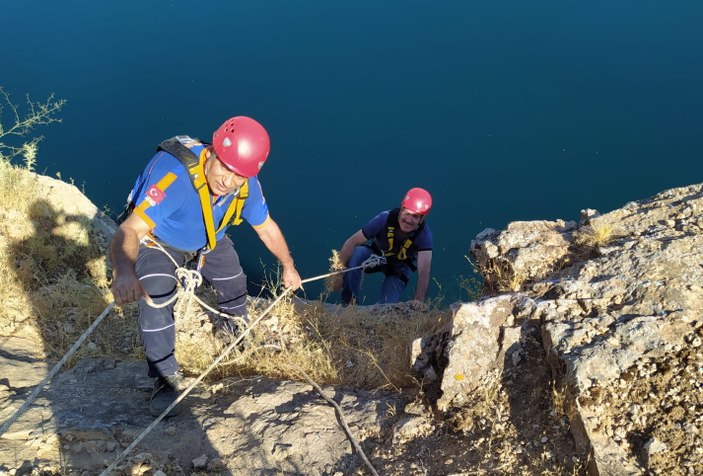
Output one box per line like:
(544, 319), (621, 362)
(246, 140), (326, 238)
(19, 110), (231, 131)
(0, 324), (585, 476)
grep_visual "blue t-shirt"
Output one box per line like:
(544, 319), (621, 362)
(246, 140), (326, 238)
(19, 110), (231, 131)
(362, 209), (433, 265)
(128, 147), (269, 251)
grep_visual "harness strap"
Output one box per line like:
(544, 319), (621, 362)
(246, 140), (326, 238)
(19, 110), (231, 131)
(381, 209), (423, 262)
(219, 180), (249, 228)
(384, 226), (395, 257)
(191, 151), (219, 250)
(397, 238), (413, 261)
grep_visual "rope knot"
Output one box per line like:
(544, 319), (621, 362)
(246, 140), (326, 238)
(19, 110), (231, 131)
(361, 254), (387, 269)
(176, 267), (203, 292)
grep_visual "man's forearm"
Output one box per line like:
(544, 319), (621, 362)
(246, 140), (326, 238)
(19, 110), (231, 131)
(413, 251), (432, 302)
(110, 227), (140, 278)
(257, 219), (295, 269)
(338, 242), (355, 267)
(414, 273), (430, 301)
(339, 230), (367, 266)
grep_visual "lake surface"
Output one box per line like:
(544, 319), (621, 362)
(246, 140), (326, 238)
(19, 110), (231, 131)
(3, 1), (702, 304)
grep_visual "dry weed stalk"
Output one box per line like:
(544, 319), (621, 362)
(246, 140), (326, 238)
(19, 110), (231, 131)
(320, 249), (346, 298)
(457, 274), (484, 302)
(328, 249), (345, 271)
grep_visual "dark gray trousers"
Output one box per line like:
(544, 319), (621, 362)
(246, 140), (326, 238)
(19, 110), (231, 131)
(135, 236), (247, 377)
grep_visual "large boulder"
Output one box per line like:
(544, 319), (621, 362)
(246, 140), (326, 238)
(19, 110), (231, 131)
(442, 184), (703, 475)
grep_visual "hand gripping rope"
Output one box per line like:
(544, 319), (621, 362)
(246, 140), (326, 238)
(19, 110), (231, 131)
(0, 245), (385, 476)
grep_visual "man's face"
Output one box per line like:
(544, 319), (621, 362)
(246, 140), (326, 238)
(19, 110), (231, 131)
(398, 207), (424, 233)
(204, 151), (247, 197)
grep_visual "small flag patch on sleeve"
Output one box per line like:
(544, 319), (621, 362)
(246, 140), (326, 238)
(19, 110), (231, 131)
(145, 185), (166, 205)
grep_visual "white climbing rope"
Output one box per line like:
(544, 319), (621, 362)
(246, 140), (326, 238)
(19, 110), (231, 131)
(300, 253), (387, 285)
(100, 250), (386, 474)
(144, 236), (385, 317)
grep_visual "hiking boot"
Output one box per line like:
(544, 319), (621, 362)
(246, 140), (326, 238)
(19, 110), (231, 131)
(214, 315), (241, 336)
(149, 372), (182, 417)
(213, 316), (249, 347)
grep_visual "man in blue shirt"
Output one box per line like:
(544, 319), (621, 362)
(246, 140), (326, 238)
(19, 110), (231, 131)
(334, 188), (433, 306)
(110, 116), (301, 417)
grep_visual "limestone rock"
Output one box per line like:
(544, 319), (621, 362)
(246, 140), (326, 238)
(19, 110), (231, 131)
(460, 183), (703, 475)
(437, 295), (523, 411)
(471, 219), (576, 292)
(33, 173), (117, 248)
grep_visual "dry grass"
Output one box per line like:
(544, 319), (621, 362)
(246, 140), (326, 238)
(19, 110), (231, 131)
(312, 302), (449, 389)
(172, 288), (450, 390)
(573, 221), (616, 251)
(467, 254), (526, 294)
(567, 220), (619, 264)
(0, 161), (119, 359)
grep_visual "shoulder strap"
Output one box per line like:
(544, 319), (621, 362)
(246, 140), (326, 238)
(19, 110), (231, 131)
(387, 208), (401, 227)
(157, 136), (208, 190)
(158, 136), (219, 250)
(158, 136), (251, 249)
(380, 208), (401, 257)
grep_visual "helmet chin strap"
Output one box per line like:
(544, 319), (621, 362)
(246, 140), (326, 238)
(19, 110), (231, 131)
(203, 149), (214, 173)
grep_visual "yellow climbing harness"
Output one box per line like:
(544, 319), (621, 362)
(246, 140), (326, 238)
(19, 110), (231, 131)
(159, 136), (249, 251)
(383, 226), (414, 261)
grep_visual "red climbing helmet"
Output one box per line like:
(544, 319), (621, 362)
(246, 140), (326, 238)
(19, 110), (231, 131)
(401, 187), (432, 215)
(212, 116), (270, 177)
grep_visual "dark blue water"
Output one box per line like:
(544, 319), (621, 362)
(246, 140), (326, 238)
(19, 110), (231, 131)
(3, 1), (703, 304)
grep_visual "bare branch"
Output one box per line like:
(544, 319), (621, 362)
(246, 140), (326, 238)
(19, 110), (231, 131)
(0, 86), (65, 166)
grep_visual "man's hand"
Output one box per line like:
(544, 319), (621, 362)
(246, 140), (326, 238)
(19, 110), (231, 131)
(282, 266), (302, 291)
(408, 299), (428, 310)
(111, 271), (152, 306)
